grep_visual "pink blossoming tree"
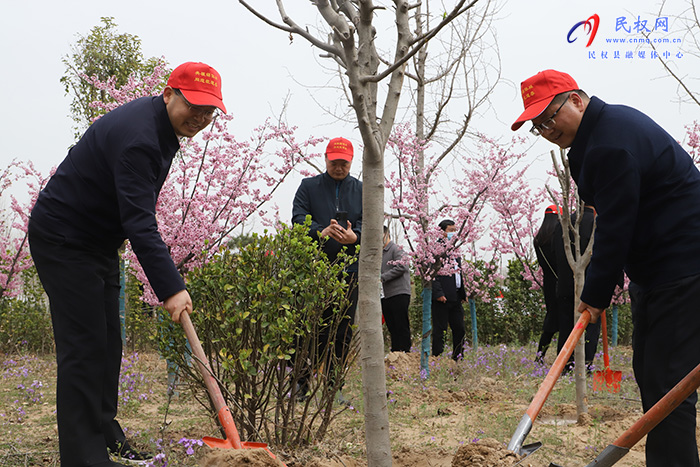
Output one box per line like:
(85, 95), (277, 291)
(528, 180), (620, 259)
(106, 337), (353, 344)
(0, 161), (51, 300)
(385, 123), (544, 371)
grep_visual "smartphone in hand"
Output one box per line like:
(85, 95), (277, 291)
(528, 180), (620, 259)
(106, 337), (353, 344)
(335, 211), (348, 229)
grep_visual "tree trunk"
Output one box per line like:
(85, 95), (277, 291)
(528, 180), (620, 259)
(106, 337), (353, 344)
(421, 285), (432, 377)
(572, 269), (588, 417)
(357, 142), (392, 466)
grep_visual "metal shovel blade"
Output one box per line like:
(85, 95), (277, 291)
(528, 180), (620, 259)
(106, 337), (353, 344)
(202, 437), (280, 458)
(511, 442), (543, 466)
(592, 311), (622, 393)
(520, 442), (542, 456)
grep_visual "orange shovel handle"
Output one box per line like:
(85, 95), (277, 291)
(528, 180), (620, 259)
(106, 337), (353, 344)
(180, 312), (243, 449)
(526, 310), (591, 421)
(601, 310), (610, 370)
(614, 362), (700, 449)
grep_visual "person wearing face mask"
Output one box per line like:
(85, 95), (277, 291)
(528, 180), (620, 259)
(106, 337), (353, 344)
(291, 137), (363, 405)
(380, 226), (412, 352)
(28, 62), (226, 466)
(431, 219), (467, 361)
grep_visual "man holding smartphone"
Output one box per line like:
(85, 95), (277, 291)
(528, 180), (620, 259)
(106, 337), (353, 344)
(292, 137), (362, 404)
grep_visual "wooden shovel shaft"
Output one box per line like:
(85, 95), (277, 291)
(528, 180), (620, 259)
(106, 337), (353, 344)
(585, 362), (700, 467)
(509, 311), (591, 453)
(180, 312), (243, 449)
(526, 310), (591, 420)
(614, 361), (700, 449)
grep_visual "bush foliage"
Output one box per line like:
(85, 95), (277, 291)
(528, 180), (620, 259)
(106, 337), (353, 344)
(154, 222), (357, 448)
(0, 267), (54, 354)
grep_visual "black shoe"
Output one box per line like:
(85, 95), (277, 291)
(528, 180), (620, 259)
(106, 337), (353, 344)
(561, 361), (575, 376)
(295, 381), (310, 402)
(109, 442), (153, 466)
(335, 390), (351, 407)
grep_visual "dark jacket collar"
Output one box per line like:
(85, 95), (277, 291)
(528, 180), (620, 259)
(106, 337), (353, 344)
(322, 171), (350, 184)
(568, 96), (605, 179)
(152, 95), (181, 154)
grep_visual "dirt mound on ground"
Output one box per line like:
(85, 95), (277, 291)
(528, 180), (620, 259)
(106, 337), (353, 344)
(451, 438), (521, 467)
(201, 447), (286, 467)
(385, 351), (418, 378)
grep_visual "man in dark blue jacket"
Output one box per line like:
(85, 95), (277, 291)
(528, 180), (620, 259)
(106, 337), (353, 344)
(29, 62), (226, 467)
(512, 69), (700, 467)
(432, 219), (467, 361)
(292, 137), (362, 404)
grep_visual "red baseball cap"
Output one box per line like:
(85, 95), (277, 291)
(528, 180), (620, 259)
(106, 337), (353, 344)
(545, 205), (562, 215)
(511, 70), (578, 131)
(325, 137), (354, 161)
(167, 62), (226, 113)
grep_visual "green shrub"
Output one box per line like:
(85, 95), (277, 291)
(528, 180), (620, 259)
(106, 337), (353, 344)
(493, 258), (544, 345)
(0, 266), (54, 354)
(155, 221), (356, 448)
(122, 266), (158, 353)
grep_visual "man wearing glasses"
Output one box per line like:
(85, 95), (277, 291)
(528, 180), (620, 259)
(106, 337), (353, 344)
(512, 69), (700, 467)
(29, 62), (226, 467)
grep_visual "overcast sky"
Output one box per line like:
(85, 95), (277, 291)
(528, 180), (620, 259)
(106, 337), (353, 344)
(1, 0), (698, 224)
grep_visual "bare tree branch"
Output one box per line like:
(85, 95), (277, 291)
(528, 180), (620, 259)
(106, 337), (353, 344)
(362, 0), (479, 84)
(643, 30), (700, 106)
(239, 0), (343, 57)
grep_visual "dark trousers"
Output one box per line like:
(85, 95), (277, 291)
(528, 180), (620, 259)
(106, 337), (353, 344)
(556, 295), (601, 364)
(431, 300), (466, 360)
(536, 331), (556, 361)
(631, 275), (700, 467)
(381, 294), (412, 352)
(299, 272), (358, 389)
(29, 222), (127, 467)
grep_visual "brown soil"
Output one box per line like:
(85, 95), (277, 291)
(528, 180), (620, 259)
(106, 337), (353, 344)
(451, 438), (521, 467)
(201, 448), (286, 466)
(3, 350), (699, 467)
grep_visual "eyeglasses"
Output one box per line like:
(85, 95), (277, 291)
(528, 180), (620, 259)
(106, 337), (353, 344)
(173, 89), (219, 120)
(530, 94), (570, 136)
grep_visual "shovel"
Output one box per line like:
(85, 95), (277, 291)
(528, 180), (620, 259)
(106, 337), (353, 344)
(549, 361), (700, 467)
(507, 310), (591, 456)
(179, 312), (286, 465)
(592, 311), (621, 393)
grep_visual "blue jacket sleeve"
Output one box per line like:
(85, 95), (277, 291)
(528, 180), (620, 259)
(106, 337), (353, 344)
(580, 148), (640, 308)
(292, 179), (325, 239)
(115, 146), (185, 301)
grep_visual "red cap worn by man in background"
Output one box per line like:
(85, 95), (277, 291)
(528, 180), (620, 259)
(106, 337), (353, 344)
(325, 137), (354, 161)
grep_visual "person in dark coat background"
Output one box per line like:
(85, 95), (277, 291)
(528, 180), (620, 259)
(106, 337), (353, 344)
(533, 205), (561, 363)
(552, 205), (600, 373)
(28, 62), (226, 467)
(432, 219), (467, 361)
(291, 137), (362, 405)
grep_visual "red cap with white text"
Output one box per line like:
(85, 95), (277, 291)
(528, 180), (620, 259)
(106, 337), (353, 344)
(167, 62), (226, 113)
(511, 70), (578, 131)
(325, 137), (354, 161)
